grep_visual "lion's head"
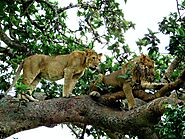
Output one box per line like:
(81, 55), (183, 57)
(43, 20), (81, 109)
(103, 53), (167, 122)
(123, 54), (155, 83)
(85, 49), (102, 70)
(137, 54), (155, 82)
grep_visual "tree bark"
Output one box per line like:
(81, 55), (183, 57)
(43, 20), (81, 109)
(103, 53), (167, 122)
(161, 57), (181, 83)
(0, 94), (180, 138)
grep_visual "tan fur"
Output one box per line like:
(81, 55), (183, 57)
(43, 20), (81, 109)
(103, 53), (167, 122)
(7, 49), (102, 101)
(90, 54), (155, 110)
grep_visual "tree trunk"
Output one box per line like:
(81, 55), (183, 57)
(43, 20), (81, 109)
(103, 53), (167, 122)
(0, 94), (180, 138)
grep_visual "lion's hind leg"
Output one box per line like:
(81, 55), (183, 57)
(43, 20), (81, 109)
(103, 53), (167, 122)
(24, 77), (40, 101)
(63, 68), (74, 97)
(20, 67), (41, 101)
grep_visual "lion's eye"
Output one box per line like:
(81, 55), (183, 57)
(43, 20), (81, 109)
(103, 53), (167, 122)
(92, 57), (96, 60)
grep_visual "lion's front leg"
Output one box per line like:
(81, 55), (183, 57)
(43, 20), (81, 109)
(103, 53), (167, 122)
(63, 68), (76, 97)
(123, 82), (136, 110)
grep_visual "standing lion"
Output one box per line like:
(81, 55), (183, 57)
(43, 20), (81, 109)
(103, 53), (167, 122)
(5, 49), (102, 101)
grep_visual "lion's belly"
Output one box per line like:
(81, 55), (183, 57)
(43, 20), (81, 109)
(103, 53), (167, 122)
(40, 62), (65, 81)
(103, 70), (124, 87)
(42, 72), (64, 81)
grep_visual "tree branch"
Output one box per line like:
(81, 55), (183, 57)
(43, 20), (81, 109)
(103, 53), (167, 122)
(155, 68), (185, 97)
(57, 1), (98, 13)
(92, 67), (185, 104)
(0, 95), (180, 138)
(161, 57), (181, 82)
(0, 47), (14, 57)
(57, 3), (79, 14)
(0, 25), (27, 52)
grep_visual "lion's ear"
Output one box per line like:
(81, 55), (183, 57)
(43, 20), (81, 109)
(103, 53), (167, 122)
(140, 54), (146, 62)
(98, 53), (103, 58)
(141, 54), (146, 58)
(85, 48), (91, 52)
(85, 49), (94, 56)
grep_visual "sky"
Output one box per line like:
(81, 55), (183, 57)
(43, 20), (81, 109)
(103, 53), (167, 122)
(122, 0), (177, 53)
(6, 0), (177, 138)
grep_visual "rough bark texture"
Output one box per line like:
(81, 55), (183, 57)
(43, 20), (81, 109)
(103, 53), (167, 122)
(0, 94), (180, 138)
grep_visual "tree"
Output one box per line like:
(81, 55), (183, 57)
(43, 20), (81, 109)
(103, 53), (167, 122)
(0, 0), (184, 138)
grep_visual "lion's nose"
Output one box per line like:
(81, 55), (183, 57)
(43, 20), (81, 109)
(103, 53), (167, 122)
(89, 67), (96, 70)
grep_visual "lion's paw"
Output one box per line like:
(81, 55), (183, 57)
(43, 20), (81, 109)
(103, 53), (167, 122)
(17, 93), (39, 102)
(25, 94), (39, 102)
(62, 93), (73, 98)
(89, 91), (101, 98)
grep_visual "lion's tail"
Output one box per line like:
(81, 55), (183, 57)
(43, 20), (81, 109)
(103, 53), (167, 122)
(4, 62), (23, 95)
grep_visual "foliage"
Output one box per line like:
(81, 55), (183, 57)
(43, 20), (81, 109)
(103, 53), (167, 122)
(137, 0), (185, 59)
(136, 29), (160, 55)
(37, 80), (63, 99)
(155, 104), (185, 139)
(159, 12), (185, 58)
(0, 0), (134, 94)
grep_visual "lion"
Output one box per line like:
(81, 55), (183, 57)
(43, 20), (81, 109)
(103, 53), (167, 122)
(90, 54), (155, 110)
(5, 49), (102, 101)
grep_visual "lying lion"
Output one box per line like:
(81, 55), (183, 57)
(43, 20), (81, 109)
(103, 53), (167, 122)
(5, 49), (102, 101)
(90, 54), (155, 110)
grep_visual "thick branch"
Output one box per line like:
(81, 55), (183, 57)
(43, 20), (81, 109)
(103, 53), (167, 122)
(161, 57), (181, 82)
(0, 95), (179, 138)
(155, 68), (185, 97)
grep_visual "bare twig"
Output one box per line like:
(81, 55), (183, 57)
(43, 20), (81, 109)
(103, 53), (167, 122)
(4, 62), (23, 95)
(80, 124), (87, 139)
(66, 124), (80, 138)
(176, 0), (182, 21)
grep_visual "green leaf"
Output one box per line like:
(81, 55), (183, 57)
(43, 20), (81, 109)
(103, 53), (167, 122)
(182, 1), (185, 6)
(177, 28), (185, 36)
